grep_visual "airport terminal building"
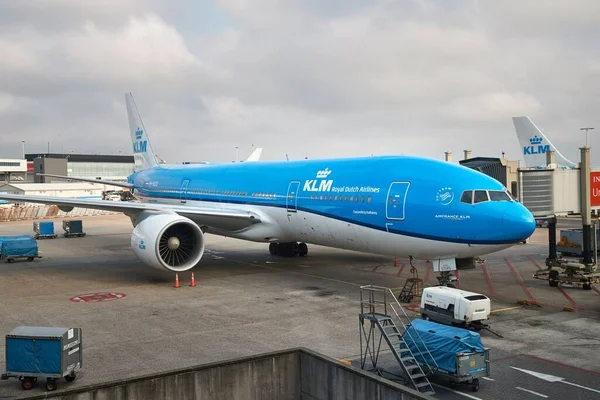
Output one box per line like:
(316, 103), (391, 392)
(25, 153), (135, 183)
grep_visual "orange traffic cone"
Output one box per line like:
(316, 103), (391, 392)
(189, 272), (196, 287)
(174, 273), (180, 288)
(393, 257), (398, 267)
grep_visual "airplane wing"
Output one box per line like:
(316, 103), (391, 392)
(37, 174), (134, 189)
(0, 194), (261, 231)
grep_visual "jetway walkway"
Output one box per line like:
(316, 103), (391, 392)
(359, 285), (437, 397)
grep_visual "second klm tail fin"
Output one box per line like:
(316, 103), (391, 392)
(512, 116), (576, 168)
(125, 92), (160, 172)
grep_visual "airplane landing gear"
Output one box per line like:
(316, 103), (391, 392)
(437, 271), (458, 288)
(269, 242), (308, 257)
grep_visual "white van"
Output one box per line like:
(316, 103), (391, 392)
(420, 286), (491, 329)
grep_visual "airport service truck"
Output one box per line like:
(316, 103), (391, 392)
(420, 286), (491, 330)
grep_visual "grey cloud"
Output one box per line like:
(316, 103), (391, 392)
(0, 0), (598, 167)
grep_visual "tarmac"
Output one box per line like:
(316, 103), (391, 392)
(0, 214), (599, 399)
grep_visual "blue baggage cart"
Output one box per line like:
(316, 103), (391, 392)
(1, 326), (83, 391)
(0, 236), (40, 263)
(33, 221), (57, 239)
(402, 319), (490, 392)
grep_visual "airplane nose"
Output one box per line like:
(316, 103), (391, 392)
(502, 207), (536, 242)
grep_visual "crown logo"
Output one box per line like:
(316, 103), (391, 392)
(135, 127), (143, 140)
(316, 168), (332, 179)
(529, 135), (543, 145)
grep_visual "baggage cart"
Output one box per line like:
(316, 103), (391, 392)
(63, 220), (86, 238)
(402, 319), (490, 392)
(1, 326), (82, 391)
(33, 221), (57, 239)
(0, 236), (40, 263)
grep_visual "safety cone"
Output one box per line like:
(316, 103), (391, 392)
(393, 257), (398, 267)
(189, 272), (196, 287)
(174, 273), (180, 288)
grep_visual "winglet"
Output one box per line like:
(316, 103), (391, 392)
(125, 92), (160, 172)
(512, 116), (576, 168)
(245, 147), (263, 162)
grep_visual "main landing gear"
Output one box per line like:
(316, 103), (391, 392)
(269, 242), (308, 257)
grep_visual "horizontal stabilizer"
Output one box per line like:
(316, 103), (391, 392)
(245, 147), (263, 162)
(37, 174), (134, 189)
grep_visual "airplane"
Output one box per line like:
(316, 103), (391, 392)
(512, 116), (577, 168)
(0, 93), (536, 275)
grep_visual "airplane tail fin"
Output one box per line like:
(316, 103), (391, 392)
(245, 147), (263, 162)
(125, 92), (160, 172)
(512, 116), (576, 168)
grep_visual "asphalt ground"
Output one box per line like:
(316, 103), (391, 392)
(0, 214), (598, 399)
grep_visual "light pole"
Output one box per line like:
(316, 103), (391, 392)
(21, 140), (25, 159)
(581, 127), (594, 147)
(235, 146), (239, 162)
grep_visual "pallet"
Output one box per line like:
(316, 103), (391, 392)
(35, 234), (57, 240)
(63, 233), (86, 238)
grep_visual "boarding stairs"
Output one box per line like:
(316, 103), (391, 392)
(359, 285), (437, 396)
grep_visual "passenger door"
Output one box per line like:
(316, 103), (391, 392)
(180, 179), (190, 204)
(286, 181), (300, 212)
(386, 182), (410, 220)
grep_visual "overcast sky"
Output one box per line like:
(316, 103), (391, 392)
(1, 0), (599, 165)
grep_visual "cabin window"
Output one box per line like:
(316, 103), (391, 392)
(367, 196), (372, 203)
(460, 190), (473, 204)
(473, 190), (489, 203)
(334, 195), (338, 201)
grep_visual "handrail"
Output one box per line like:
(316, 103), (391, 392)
(359, 285), (439, 372)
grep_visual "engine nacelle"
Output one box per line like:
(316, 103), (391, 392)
(130, 212), (205, 272)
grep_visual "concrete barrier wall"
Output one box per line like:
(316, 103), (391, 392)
(0, 205), (119, 222)
(24, 348), (431, 400)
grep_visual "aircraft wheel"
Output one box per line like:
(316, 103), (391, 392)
(269, 243), (278, 255)
(299, 242), (308, 256)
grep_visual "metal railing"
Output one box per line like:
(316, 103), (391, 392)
(359, 285), (439, 373)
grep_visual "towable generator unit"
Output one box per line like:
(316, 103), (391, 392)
(420, 286), (491, 330)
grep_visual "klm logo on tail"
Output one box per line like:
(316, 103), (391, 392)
(133, 127), (147, 153)
(304, 168), (333, 192)
(523, 135), (550, 155)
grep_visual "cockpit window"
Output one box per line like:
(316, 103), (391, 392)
(488, 190), (512, 202)
(473, 190), (489, 203)
(460, 190), (473, 204)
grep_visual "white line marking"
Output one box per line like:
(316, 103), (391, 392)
(481, 377), (494, 381)
(432, 383), (483, 400)
(562, 380), (600, 394)
(516, 387), (548, 398)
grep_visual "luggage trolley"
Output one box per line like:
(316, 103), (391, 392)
(1, 326), (83, 391)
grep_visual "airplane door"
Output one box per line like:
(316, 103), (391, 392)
(386, 182), (410, 220)
(286, 181), (300, 212)
(180, 179), (190, 204)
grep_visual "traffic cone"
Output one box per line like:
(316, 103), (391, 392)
(174, 273), (180, 288)
(189, 272), (196, 287)
(393, 257), (398, 267)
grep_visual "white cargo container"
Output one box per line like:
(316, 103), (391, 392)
(420, 286), (491, 329)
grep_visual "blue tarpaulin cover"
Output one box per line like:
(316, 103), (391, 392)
(6, 337), (61, 374)
(0, 238), (38, 257)
(0, 235), (33, 245)
(402, 319), (485, 375)
(39, 222), (54, 235)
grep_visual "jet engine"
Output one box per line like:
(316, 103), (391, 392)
(130, 212), (205, 272)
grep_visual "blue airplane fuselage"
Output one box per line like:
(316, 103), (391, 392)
(128, 155), (535, 259)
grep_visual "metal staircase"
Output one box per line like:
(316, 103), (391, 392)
(359, 285), (437, 396)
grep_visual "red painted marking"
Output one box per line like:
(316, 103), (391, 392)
(491, 354), (600, 377)
(481, 264), (495, 296)
(70, 292), (126, 303)
(395, 263), (406, 277)
(504, 258), (535, 302)
(557, 287), (580, 309)
(593, 286), (600, 295)
(372, 265), (380, 272)
(527, 255), (543, 271)
(425, 263), (431, 282)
